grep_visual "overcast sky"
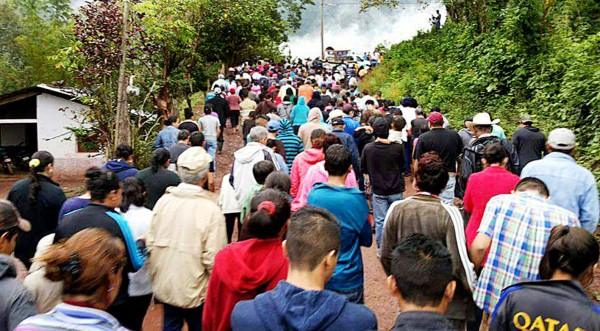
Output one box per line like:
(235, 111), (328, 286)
(70, 0), (445, 58)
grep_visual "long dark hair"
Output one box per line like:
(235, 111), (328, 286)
(119, 177), (146, 213)
(539, 225), (599, 280)
(27, 151), (54, 204)
(85, 168), (120, 202)
(151, 148), (170, 173)
(241, 189), (290, 241)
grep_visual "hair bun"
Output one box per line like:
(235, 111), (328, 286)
(85, 166), (102, 180)
(29, 159), (40, 169)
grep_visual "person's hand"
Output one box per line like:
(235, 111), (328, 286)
(453, 197), (463, 208)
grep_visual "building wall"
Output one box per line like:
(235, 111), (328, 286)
(36, 94), (104, 180)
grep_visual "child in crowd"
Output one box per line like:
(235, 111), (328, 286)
(240, 161), (276, 223)
(219, 173), (242, 243)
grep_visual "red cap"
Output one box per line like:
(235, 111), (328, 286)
(427, 112), (444, 125)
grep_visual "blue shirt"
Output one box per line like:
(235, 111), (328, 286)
(343, 116), (360, 138)
(154, 126), (180, 150)
(307, 183), (371, 291)
(521, 152), (599, 233)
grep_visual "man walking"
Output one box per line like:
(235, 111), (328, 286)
(148, 147), (227, 331)
(199, 105), (221, 163)
(511, 114), (545, 173)
(469, 177), (580, 330)
(413, 112), (463, 203)
(308, 145), (372, 304)
(331, 117), (361, 181)
(521, 128), (599, 233)
(361, 117), (405, 256)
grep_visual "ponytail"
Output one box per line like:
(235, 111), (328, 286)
(240, 189), (290, 241)
(151, 148), (171, 173)
(539, 225), (599, 280)
(27, 151), (54, 204)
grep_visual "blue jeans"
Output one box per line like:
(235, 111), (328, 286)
(162, 303), (203, 331)
(333, 285), (364, 304)
(439, 175), (456, 204)
(205, 139), (217, 172)
(373, 192), (404, 256)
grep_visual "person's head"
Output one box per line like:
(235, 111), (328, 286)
(150, 148), (171, 173)
(392, 115), (407, 131)
(255, 114), (270, 128)
(388, 234), (455, 312)
(115, 144), (134, 163)
(27, 151), (55, 204)
(427, 112), (444, 128)
(310, 129), (326, 150)
(481, 143), (509, 167)
(546, 128), (576, 155)
(204, 104), (213, 115)
(430, 106), (441, 113)
(38, 228), (126, 310)
(471, 113), (494, 137)
(249, 126), (269, 144)
(519, 114), (533, 127)
(324, 144), (352, 177)
(540, 226), (599, 287)
(330, 117), (345, 129)
(253, 160), (276, 185)
(414, 152), (448, 195)
(242, 189), (291, 240)
(372, 117), (390, 139)
(284, 206), (340, 279)
(264, 171), (291, 194)
(184, 108), (194, 120)
(266, 121), (280, 134)
(376, 90), (382, 98)
(165, 115), (179, 127)
(322, 134), (342, 155)
(86, 168), (122, 207)
(176, 147), (212, 185)
(0, 200), (30, 255)
(514, 177), (550, 198)
(177, 129), (191, 144)
(189, 131), (205, 147)
(119, 177), (146, 213)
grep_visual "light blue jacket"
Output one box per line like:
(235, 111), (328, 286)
(521, 152), (599, 233)
(154, 125), (180, 150)
(289, 96), (309, 126)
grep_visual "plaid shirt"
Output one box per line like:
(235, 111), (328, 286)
(473, 192), (580, 313)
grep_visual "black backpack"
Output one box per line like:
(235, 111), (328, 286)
(456, 136), (519, 198)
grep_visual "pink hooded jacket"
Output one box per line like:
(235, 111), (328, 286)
(290, 148), (324, 198)
(291, 161), (358, 211)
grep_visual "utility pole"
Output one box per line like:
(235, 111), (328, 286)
(115, 0), (131, 147)
(320, 0), (324, 60)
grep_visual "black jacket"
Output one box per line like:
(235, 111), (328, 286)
(491, 280), (600, 330)
(7, 175), (66, 267)
(392, 311), (457, 331)
(206, 95), (230, 127)
(511, 126), (545, 174)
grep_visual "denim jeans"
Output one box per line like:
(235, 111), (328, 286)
(333, 285), (364, 304)
(205, 139), (217, 161)
(439, 175), (456, 204)
(373, 192), (404, 256)
(162, 303), (203, 331)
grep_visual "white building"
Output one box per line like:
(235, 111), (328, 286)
(0, 84), (103, 180)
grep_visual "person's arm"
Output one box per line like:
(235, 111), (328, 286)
(358, 216), (372, 247)
(380, 208), (399, 275)
(290, 158), (301, 198)
(463, 179), (474, 213)
(360, 149), (368, 175)
(108, 212), (146, 271)
(8, 289), (36, 331)
(580, 180), (600, 233)
(154, 132), (162, 149)
(202, 211), (227, 273)
(469, 232), (491, 270)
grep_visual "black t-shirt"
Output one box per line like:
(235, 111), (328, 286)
(136, 167), (181, 209)
(361, 141), (405, 195)
(511, 126), (545, 173)
(179, 120), (199, 133)
(411, 118), (429, 138)
(414, 128), (463, 172)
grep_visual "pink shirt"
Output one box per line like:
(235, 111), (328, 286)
(291, 161), (358, 211)
(227, 95), (241, 111)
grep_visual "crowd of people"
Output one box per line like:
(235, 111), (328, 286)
(1, 59), (599, 331)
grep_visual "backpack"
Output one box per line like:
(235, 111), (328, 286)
(457, 136), (518, 198)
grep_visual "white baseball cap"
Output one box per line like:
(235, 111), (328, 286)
(548, 128), (576, 150)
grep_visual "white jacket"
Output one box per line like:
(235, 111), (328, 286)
(231, 142), (280, 200)
(218, 174), (241, 214)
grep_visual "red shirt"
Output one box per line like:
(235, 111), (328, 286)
(464, 166), (520, 247)
(202, 238), (288, 331)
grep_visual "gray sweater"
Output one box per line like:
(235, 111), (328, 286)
(0, 254), (36, 331)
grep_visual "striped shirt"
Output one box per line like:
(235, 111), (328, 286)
(473, 192), (580, 313)
(276, 119), (304, 172)
(15, 303), (128, 331)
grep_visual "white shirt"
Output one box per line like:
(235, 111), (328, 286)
(118, 205), (152, 296)
(199, 115), (220, 141)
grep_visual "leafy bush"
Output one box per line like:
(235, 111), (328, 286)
(361, 0), (600, 183)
